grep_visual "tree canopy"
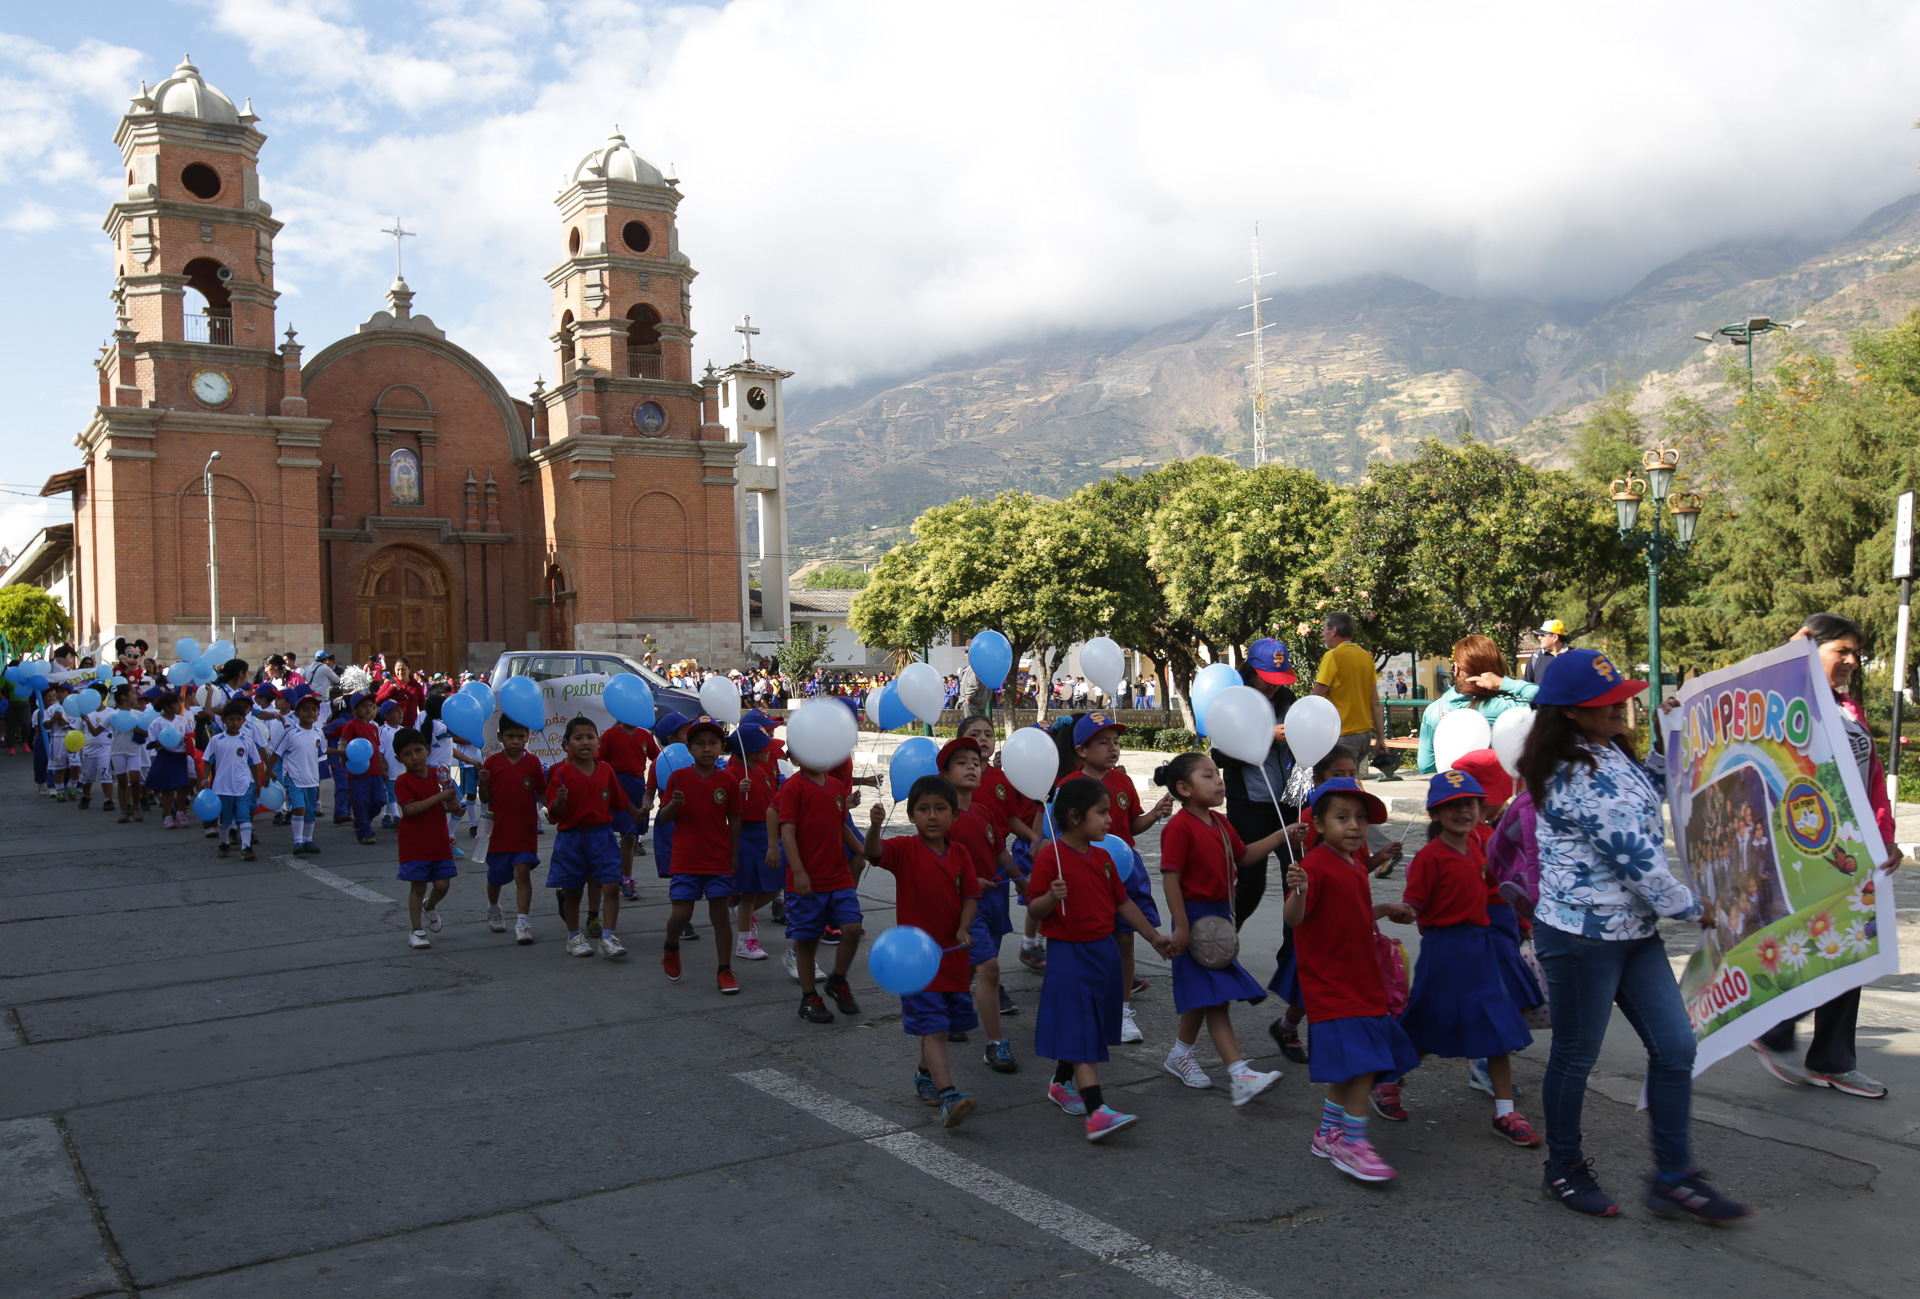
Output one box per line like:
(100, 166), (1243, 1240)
(0, 584), (71, 654)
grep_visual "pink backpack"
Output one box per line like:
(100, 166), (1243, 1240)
(1486, 790), (1540, 919)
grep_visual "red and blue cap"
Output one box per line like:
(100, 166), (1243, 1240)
(1073, 711), (1123, 746)
(1536, 648), (1645, 708)
(653, 711), (691, 740)
(1248, 638), (1297, 686)
(1305, 776), (1388, 824)
(685, 715), (728, 741)
(737, 723), (773, 754)
(1426, 769), (1485, 809)
(937, 736), (981, 770)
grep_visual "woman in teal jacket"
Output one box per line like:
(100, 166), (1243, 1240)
(1417, 634), (1539, 773)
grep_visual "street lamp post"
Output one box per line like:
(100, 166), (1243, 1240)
(204, 451), (222, 643)
(1693, 315), (1805, 392)
(1611, 447), (1703, 711)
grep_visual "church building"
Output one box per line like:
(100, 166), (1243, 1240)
(46, 57), (791, 676)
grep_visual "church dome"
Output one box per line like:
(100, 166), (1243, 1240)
(150, 56), (240, 124)
(573, 129), (665, 187)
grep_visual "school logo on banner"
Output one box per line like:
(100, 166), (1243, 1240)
(1782, 777), (1834, 853)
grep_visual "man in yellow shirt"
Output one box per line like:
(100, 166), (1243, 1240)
(1311, 611), (1386, 767)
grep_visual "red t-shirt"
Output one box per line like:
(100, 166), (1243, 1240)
(1293, 844), (1389, 1021)
(949, 803), (999, 888)
(725, 753), (782, 820)
(1028, 840), (1129, 943)
(1405, 836), (1491, 929)
(1055, 767), (1144, 845)
(664, 764), (741, 874)
(829, 756), (855, 787)
(873, 835), (980, 992)
(1159, 807), (1244, 903)
(394, 770), (452, 861)
(1469, 821), (1502, 908)
(375, 679), (423, 729)
(482, 752), (545, 853)
(777, 774), (854, 892)
(336, 718), (384, 775)
(596, 724), (658, 781)
(976, 767), (1017, 842)
(544, 759), (629, 831)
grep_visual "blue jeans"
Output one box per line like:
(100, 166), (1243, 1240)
(1533, 924), (1696, 1178)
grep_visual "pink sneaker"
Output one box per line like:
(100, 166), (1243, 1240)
(1330, 1134), (1396, 1182)
(1311, 1127), (1338, 1159)
(1084, 1105), (1138, 1142)
(1047, 1081), (1087, 1116)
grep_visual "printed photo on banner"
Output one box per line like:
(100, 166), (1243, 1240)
(483, 673), (615, 763)
(1664, 640), (1896, 1077)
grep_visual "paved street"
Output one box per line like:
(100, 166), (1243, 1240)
(3, 752), (1918, 1299)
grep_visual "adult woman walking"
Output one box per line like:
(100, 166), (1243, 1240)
(1213, 638), (1299, 926)
(1752, 612), (1903, 1097)
(1518, 648), (1748, 1222)
(1416, 634), (1537, 774)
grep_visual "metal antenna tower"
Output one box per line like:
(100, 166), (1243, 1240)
(1237, 224), (1272, 466)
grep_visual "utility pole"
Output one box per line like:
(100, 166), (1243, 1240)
(204, 451), (221, 642)
(1238, 224), (1272, 467)
(1891, 490), (1913, 803)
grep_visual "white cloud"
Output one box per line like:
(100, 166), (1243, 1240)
(0, 35), (144, 189)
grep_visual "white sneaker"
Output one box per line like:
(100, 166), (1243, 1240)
(486, 903), (506, 933)
(514, 916), (534, 945)
(1163, 1050), (1213, 1089)
(737, 934), (769, 961)
(423, 907), (443, 933)
(1230, 1067), (1283, 1107)
(784, 946), (801, 980)
(600, 933), (628, 958)
(1120, 1005), (1144, 1044)
(409, 930), (431, 949)
(566, 933), (594, 957)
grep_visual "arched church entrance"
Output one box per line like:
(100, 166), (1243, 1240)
(355, 546), (455, 677)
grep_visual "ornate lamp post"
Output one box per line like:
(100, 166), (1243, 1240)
(1611, 447), (1702, 710)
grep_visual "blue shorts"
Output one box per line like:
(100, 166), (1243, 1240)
(612, 773), (650, 836)
(216, 790), (256, 827)
(901, 989), (979, 1037)
(545, 825), (622, 889)
(670, 873), (735, 901)
(735, 820), (787, 894)
(784, 887), (862, 940)
(398, 858), (458, 882)
(286, 785), (319, 818)
(487, 850), (541, 888)
(969, 911), (1001, 966)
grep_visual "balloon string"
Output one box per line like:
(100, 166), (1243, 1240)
(1257, 767), (1297, 866)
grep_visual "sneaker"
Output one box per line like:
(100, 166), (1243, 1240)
(914, 1069), (942, 1107)
(824, 974), (860, 1016)
(241, 847), (257, 861)
(409, 929), (431, 949)
(1542, 1158), (1621, 1217)
(799, 993), (834, 1023)
(1468, 1058), (1525, 1099)
(635, 840), (649, 858)
(1085, 1105), (1138, 1142)
(585, 915), (603, 940)
(102, 799), (114, 812)
(984, 1039), (1018, 1073)
(599, 933), (627, 958)
(423, 907), (442, 933)
(821, 924), (842, 946)
(1230, 1067), (1282, 1107)
(1370, 1083), (1409, 1122)
(567, 934), (594, 958)
(1048, 1080), (1088, 1116)
(1130, 977), (1149, 997)
(217, 842), (230, 858)
(451, 844), (465, 860)
(1493, 1112), (1542, 1146)
(947, 1030), (969, 1043)
(1806, 1068), (1888, 1098)
(735, 934), (769, 961)
(514, 916), (534, 945)
(1642, 1169), (1752, 1222)
(1330, 1134), (1396, 1183)
(1750, 1040), (1810, 1086)
(620, 880), (639, 901)
(380, 814), (398, 829)
(681, 924), (700, 940)
(717, 969), (740, 995)
(1270, 1020), (1310, 1064)
(1019, 942), (1047, 972)
(1311, 1127), (1338, 1160)
(486, 903), (506, 933)
(1119, 1005), (1143, 1044)
(118, 812), (131, 824)
(998, 987), (1018, 1016)
(357, 836), (377, 845)
(661, 947), (682, 980)
(1163, 1050), (1214, 1089)
(783, 946), (801, 981)
(941, 1091), (977, 1129)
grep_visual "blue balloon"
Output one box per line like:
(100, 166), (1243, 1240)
(192, 660), (217, 685)
(70, 688), (101, 715)
(967, 629), (1013, 690)
(202, 640), (235, 665)
(1189, 662), (1240, 738)
(889, 735), (941, 801)
(345, 736), (373, 775)
(440, 694), (485, 744)
(872, 682), (914, 732)
(868, 925), (942, 995)
(167, 661), (195, 686)
(158, 725), (183, 751)
(655, 742), (693, 785)
(192, 788), (221, 822)
(3, 666), (19, 684)
(498, 675), (546, 731)
(604, 673), (656, 729)
(459, 680), (495, 717)
(110, 710), (137, 733)
(257, 782), (286, 811)
(176, 637), (202, 662)
(96, 664), (112, 683)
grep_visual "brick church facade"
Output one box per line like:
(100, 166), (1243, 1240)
(51, 58), (787, 676)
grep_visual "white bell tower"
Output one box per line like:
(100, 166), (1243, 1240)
(714, 314), (792, 659)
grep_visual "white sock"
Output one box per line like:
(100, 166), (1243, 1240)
(1229, 1060), (1258, 1078)
(1022, 936), (1040, 950)
(1169, 1040), (1193, 1058)
(239, 823), (252, 848)
(1495, 1099), (1515, 1118)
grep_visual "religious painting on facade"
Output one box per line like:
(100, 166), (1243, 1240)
(390, 448), (422, 506)
(633, 401), (667, 436)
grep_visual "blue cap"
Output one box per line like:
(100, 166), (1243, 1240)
(1305, 777), (1388, 824)
(346, 691), (371, 709)
(1073, 711), (1123, 746)
(835, 696), (863, 719)
(1249, 638), (1297, 685)
(313, 650), (332, 660)
(685, 715), (727, 741)
(742, 708), (779, 729)
(1426, 769), (1486, 809)
(1535, 648), (1645, 708)
(654, 711), (691, 739)
(737, 724), (773, 755)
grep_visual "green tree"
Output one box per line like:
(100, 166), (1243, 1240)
(774, 622), (836, 680)
(0, 584), (70, 653)
(804, 565), (870, 589)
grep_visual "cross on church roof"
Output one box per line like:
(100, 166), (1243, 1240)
(735, 313), (759, 362)
(380, 219), (415, 279)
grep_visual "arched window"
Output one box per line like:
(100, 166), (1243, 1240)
(558, 310), (576, 377)
(625, 304), (661, 379)
(182, 257), (232, 345)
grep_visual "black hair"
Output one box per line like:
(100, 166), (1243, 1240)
(1050, 713), (1084, 780)
(219, 697), (250, 719)
(156, 691), (180, 710)
(112, 684), (134, 706)
(1427, 795), (1484, 844)
(424, 690), (446, 722)
(958, 714), (996, 741)
(906, 774), (957, 812)
(1153, 751), (1210, 803)
(1516, 706), (1637, 807)
(393, 726), (428, 753)
(1798, 612), (1866, 701)
(498, 715), (530, 735)
(1312, 749), (1358, 783)
(563, 715), (598, 741)
(1051, 774), (1110, 832)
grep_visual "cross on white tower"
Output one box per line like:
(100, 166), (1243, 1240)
(380, 219), (415, 279)
(735, 313), (760, 361)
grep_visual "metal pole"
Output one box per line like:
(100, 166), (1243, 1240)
(1892, 576), (1911, 802)
(1646, 507), (1663, 713)
(204, 451), (222, 644)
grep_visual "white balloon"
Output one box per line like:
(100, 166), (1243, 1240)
(1001, 727), (1060, 802)
(1491, 706), (1535, 775)
(1081, 637), (1124, 702)
(778, 759), (796, 779)
(1206, 685), (1277, 765)
(864, 687), (885, 728)
(1284, 695), (1341, 768)
(786, 698), (857, 771)
(895, 662), (946, 726)
(698, 675), (742, 724)
(1433, 706), (1494, 774)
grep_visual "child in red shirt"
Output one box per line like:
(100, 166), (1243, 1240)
(1028, 776), (1173, 1144)
(778, 754), (869, 1022)
(393, 726), (459, 950)
(481, 715), (545, 946)
(1284, 778), (1419, 1184)
(727, 725), (785, 961)
(862, 775), (983, 1129)
(333, 692), (385, 844)
(656, 717), (746, 993)
(597, 716), (658, 900)
(937, 737), (1019, 1072)
(543, 716), (631, 960)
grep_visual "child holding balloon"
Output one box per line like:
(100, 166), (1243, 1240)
(202, 697), (269, 862)
(333, 692), (385, 845)
(145, 693), (195, 828)
(777, 736), (868, 1023)
(938, 737), (1019, 1072)
(596, 701), (659, 902)
(958, 715), (1030, 1013)
(480, 717), (545, 944)
(271, 691), (328, 854)
(656, 717), (746, 991)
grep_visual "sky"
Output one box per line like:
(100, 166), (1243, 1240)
(3, 1), (1920, 554)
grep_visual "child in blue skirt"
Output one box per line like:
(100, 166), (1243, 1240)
(1154, 752), (1290, 1106)
(1400, 770), (1542, 1147)
(1451, 748), (1540, 1099)
(1283, 778), (1420, 1183)
(1029, 777), (1174, 1143)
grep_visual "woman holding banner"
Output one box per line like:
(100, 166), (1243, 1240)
(1517, 649), (1749, 1223)
(1753, 612), (1903, 1099)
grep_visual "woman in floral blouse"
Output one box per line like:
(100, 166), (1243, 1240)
(1515, 649), (1747, 1223)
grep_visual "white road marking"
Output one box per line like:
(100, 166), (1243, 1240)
(735, 1069), (1270, 1299)
(277, 854), (395, 906)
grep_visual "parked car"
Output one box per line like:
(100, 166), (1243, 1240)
(485, 650), (703, 720)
